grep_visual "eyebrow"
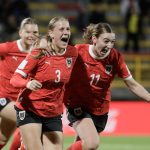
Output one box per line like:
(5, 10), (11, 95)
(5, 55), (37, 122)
(103, 38), (116, 41)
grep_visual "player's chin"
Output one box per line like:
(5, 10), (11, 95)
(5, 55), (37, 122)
(27, 41), (34, 46)
(100, 51), (108, 56)
(61, 42), (69, 48)
(97, 53), (104, 57)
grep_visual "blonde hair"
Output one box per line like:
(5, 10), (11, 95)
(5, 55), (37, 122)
(19, 17), (38, 30)
(48, 16), (69, 30)
(47, 16), (69, 41)
(31, 17), (70, 59)
(83, 23), (113, 44)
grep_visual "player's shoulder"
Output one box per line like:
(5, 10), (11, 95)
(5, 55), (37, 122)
(26, 49), (42, 61)
(29, 48), (41, 56)
(66, 45), (78, 57)
(75, 44), (89, 50)
(110, 48), (122, 59)
(0, 40), (17, 48)
(8, 40), (18, 47)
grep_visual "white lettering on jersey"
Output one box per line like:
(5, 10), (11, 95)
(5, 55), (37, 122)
(55, 70), (61, 83)
(90, 74), (100, 85)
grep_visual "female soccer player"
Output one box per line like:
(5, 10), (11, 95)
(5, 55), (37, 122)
(10, 17), (78, 150)
(64, 23), (150, 150)
(0, 17), (39, 149)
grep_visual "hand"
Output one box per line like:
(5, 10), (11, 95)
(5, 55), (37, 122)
(39, 37), (56, 56)
(31, 36), (56, 57)
(42, 50), (56, 57)
(26, 80), (42, 91)
(31, 37), (48, 51)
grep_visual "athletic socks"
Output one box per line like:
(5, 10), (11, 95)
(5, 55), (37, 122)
(9, 128), (21, 150)
(67, 140), (82, 150)
(19, 142), (25, 150)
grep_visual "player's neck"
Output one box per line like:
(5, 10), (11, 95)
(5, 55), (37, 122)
(51, 45), (66, 55)
(20, 40), (30, 52)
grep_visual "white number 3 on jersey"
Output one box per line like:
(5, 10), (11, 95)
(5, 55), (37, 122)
(55, 70), (61, 83)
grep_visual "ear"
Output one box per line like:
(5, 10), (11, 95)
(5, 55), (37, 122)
(19, 30), (22, 37)
(48, 30), (53, 39)
(92, 36), (97, 44)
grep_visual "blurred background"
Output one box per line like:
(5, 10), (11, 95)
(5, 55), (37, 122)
(1, 1), (150, 149)
(0, 0), (150, 100)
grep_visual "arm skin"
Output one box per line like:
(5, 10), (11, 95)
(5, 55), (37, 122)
(10, 73), (42, 91)
(124, 78), (150, 102)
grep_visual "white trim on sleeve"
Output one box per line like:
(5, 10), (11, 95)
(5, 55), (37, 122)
(18, 60), (28, 69)
(15, 69), (27, 78)
(123, 75), (132, 80)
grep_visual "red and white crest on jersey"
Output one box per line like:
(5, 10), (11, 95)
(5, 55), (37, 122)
(66, 57), (72, 68)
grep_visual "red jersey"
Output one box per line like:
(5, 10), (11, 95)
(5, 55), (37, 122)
(64, 44), (132, 115)
(11, 45), (78, 117)
(0, 40), (28, 101)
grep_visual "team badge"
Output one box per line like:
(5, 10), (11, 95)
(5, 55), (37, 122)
(0, 98), (7, 106)
(105, 65), (112, 74)
(19, 111), (26, 120)
(74, 107), (82, 116)
(66, 58), (72, 68)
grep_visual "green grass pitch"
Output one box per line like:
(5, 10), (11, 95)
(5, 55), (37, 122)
(64, 136), (150, 150)
(3, 136), (150, 150)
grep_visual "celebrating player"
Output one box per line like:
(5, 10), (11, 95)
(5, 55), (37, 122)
(0, 17), (39, 149)
(10, 17), (78, 150)
(64, 23), (150, 150)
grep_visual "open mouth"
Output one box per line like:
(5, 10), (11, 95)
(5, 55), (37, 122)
(101, 47), (109, 53)
(61, 35), (69, 43)
(27, 39), (34, 44)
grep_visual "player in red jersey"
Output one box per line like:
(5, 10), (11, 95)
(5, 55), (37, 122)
(0, 17), (39, 149)
(64, 23), (150, 150)
(10, 16), (78, 150)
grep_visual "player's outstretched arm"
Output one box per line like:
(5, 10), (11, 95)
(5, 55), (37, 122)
(124, 78), (150, 102)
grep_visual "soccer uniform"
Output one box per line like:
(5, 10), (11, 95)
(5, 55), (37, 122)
(11, 45), (78, 118)
(65, 44), (132, 116)
(0, 40), (28, 108)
